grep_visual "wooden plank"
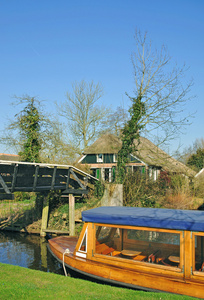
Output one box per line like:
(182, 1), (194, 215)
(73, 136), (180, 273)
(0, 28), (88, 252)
(33, 165), (39, 191)
(11, 165), (18, 192)
(9, 177), (87, 192)
(42, 229), (69, 234)
(49, 236), (78, 253)
(0, 174), (11, 194)
(62, 189), (88, 195)
(51, 166), (57, 190)
(70, 168), (85, 189)
(40, 194), (49, 237)
(10, 185), (66, 192)
(184, 231), (191, 279)
(69, 194), (75, 236)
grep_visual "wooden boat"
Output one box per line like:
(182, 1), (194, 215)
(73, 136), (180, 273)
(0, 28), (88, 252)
(48, 206), (204, 298)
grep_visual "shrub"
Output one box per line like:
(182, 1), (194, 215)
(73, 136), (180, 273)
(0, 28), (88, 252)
(123, 173), (162, 208)
(123, 172), (196, 210)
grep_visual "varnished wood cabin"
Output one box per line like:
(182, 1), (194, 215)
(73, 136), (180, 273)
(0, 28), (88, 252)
(48, 206), (204, 298)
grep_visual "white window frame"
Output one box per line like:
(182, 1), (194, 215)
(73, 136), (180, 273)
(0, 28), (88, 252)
(76, 228), (87, 258)
(97, 154), (103, 163)
(113, 154), (118, 163)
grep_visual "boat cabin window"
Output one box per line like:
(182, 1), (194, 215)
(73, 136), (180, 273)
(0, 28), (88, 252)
(76, 228), (87, 258)
(194, 234), (204, 273)
(79, 231), (87, 252)
(95, 225), (181, 269)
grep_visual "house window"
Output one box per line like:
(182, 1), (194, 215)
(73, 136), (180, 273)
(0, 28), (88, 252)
(97, 154), (103, 163)
(113, 154), (118, 163)
(104, 168), (111, 182)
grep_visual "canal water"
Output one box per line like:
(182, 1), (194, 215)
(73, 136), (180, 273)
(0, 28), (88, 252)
(0, 231), (64, 275)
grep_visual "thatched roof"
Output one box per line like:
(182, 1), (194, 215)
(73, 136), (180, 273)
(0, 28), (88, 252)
(135, 137), (195, 176)
(83, 134), (195, 176)
(84, 134), (122, 154)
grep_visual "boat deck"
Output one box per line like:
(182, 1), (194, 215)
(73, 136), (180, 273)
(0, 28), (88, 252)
(48, 236), (78, 254)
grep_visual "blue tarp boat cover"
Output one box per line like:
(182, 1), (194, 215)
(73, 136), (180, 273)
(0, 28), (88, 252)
(82, 206), (204, 232)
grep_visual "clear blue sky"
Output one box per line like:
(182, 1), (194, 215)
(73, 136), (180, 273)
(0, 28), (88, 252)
(0, 0), (203, 155)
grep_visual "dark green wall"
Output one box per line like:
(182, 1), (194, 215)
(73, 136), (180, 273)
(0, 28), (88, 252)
(81, 154), (97, 163)
(81, 154), (114, 164)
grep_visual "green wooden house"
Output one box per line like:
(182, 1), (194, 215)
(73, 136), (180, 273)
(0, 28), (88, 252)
(77, 134), (195, 182)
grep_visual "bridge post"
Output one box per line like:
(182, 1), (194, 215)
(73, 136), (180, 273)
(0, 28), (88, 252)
(69, 194), (75, 236)
(40, 193), (49, 237)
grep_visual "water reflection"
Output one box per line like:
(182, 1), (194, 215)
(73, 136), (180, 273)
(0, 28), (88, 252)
(0, 231), (64, 275)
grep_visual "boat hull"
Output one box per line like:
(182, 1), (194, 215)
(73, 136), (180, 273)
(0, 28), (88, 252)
(48, 236), (204, 298)
(48, 243), (160, 292)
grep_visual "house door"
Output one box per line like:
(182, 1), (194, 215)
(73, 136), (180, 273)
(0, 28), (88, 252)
(104, 168), (111, 182)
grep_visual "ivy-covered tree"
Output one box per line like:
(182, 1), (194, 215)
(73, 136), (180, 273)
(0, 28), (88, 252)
(0, 95), (76, 164)
(1, 95), (50, 163)
(15, 96), (42, 162)
(117, 96), (145, 183)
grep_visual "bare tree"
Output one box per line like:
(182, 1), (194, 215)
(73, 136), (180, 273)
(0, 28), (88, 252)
(102, 106), (129, 137)
(130, 30), (194, 146)
(57, 80), (110, 154)
(117, 30), (194, 182)
(41, 117), (77, 164)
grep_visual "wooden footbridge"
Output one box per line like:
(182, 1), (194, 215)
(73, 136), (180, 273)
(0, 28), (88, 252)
(0, 160), (98, 236)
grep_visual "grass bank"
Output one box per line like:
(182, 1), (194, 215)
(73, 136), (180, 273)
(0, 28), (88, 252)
(0, 263), (195, 300)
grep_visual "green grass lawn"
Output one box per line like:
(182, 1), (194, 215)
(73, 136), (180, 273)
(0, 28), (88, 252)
(0, 263), (196, 300)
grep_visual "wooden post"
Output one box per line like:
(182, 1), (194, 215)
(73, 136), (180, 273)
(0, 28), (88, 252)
(69, 194), (75, 236)
(40, 238), (48, 269)
(40, 193), (49, 237)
